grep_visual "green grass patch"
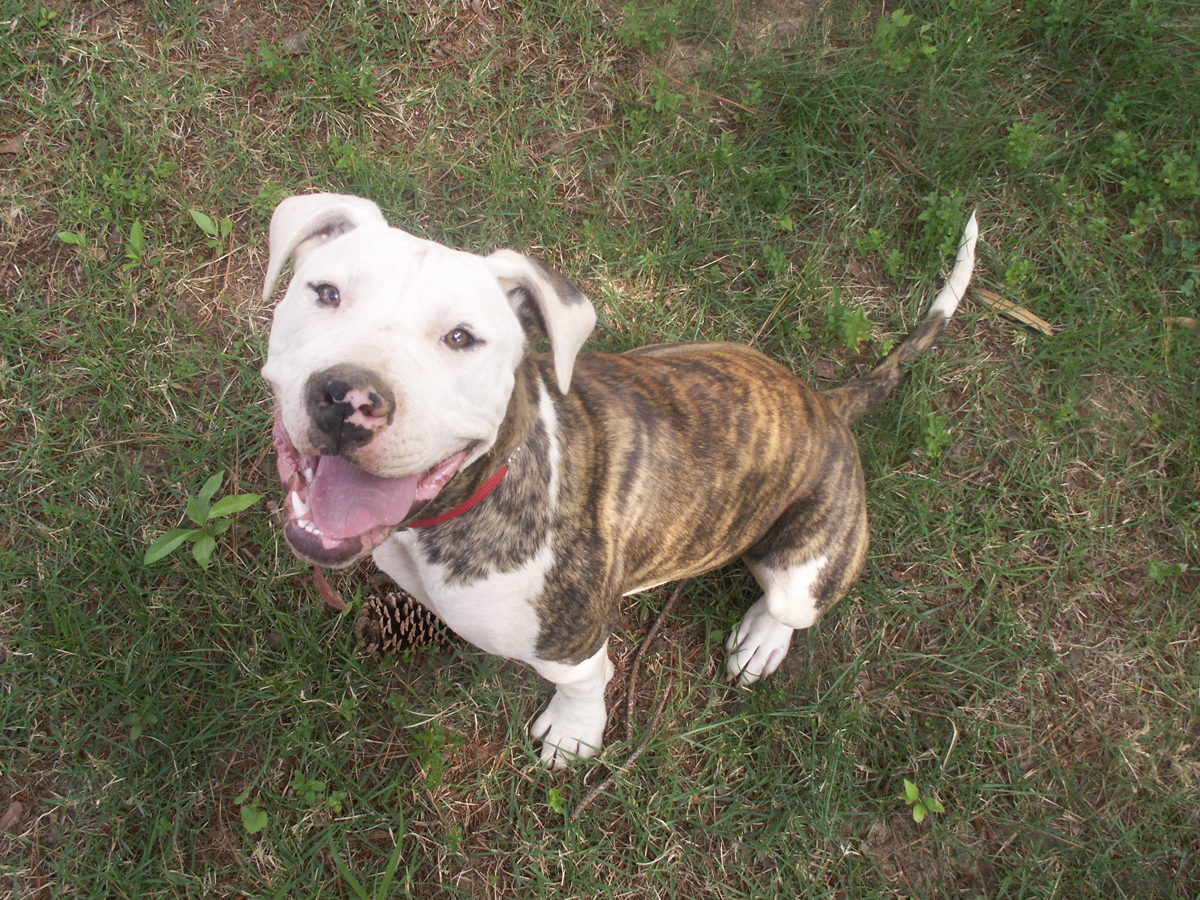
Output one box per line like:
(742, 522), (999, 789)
(2, 0), (1198, 896)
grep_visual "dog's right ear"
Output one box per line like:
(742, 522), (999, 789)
(485, 251), (597, 394)
(262, 193), (388, 301)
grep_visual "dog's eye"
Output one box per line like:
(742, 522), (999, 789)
(443, 328), (477, 349)
(313, 283), (340, 308)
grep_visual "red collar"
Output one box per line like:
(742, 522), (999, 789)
(405, 460), (511, 528)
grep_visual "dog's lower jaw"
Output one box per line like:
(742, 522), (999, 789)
(284, 522), (376, 569)
(527, 642), (614, 770)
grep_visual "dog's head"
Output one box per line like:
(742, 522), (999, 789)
(261, 192), (596, 567)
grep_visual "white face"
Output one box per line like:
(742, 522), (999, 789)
(262, 226), (528, 479)
(260, 193), (595, 567)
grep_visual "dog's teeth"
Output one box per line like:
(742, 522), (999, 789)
(303, 466), (314, 483)
(290, 491), (311, 518)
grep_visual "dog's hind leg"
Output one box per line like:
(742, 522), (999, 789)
(726, 556), (827, 687)
(728, 479), (869, 688)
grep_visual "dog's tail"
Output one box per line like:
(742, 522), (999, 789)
(823, 211), (978, 427)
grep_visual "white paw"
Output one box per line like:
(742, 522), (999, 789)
(725, 598), (795, 688)
(529, 691), (607, 770)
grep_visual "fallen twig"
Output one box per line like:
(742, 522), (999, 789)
(625, 580), (687, 743)
(570, 684), (672, 823)
(567, 581), (687, 822)
(661, 72), (756, 113)
(973, 287), (1055, 335)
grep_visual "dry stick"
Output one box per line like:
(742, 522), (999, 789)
(221, 242), (234, 296)
(0, 245), (17, 286)
(661, 72), (756, 113)
(570, 685), (672, 824)
(231, 431), (240, 560)
(625, 579), (688, 743)
(569, 580), (688, 823)
(750, 292), (792, 347)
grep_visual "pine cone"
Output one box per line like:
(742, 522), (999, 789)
(356, 590), (453, 658)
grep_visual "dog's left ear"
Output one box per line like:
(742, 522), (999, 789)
(262, 193), (389, 301)
(486, 251), (597, 393)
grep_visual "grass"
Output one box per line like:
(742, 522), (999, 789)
(2, 0), (1198, 896)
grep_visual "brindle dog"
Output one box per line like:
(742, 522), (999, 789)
(262, 192), (978, 768)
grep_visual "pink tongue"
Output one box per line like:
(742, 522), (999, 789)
(309, 455), (419, 540)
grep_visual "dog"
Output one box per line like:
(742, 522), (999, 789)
(261, 192), (978, 768)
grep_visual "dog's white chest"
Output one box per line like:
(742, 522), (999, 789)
(372, 530), (550, 661)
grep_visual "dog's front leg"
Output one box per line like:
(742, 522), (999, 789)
(527, 642), (615, 770)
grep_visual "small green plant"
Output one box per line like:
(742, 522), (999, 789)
(649, 72), (686, 115)
(902, 779), (945, 823)
(859, 227), (887, 255)
(252, 41), (297, 85)
(1164, 221), (1199, 299)
(1004, 257), (1034, 290)
(763, 245), (790, 278)
(288, 772), (346, 812)
(331, 66), (377, 107)
(921, 414), (953, 459)
(855, 227), (906, 277)
(712, 133), (738, 167)
(124, 219), (145, 268)
(121, 708), (158, 742)
(188, 208), (233, 254)
(1037, 0), (1083, 39)
(1105, 131), (1145, 172)
(102, 166), (155, 215)
(1158, 151), (1200, 201)
(1103, 91), (1128, 126)
(824, 303), (873, 350)
(1126, 196), (1165, 238)
(883, 247), (905, 277)
(412, 721), (465, 789)
(789, 316), (812, 343)
(143, 471), (262, 569)
(235, 787), (269, 835)
(1148, 560), (1188, 586)
(873, 8), (937, 73)
(294, 776), (327, 807)
(743, 80), (764, 109)
(32, 2), (58, 29)
(327, 789), (348, 814)
(339, 696), (360, 721)
(548, 786), (567, 815)
(57, 230), (86, 247)
(1005, 122), (1042, 170)
(918, 189), (968, 258)
(242, 802), (268, 834)
(619, 0), (680, 54)
(330, 139), (369, 179)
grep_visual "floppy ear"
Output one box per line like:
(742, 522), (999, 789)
(486, 251), (597, 393)
(262, 193), (389, 301)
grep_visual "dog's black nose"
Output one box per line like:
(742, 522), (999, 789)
(304, 365), (396, 454)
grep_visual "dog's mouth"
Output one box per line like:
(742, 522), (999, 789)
(272, 411), (466, 567)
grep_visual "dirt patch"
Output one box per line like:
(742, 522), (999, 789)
(662, 0), (822, 79)
(730, 0), (823, 50)
(861, 815), (996, 894)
